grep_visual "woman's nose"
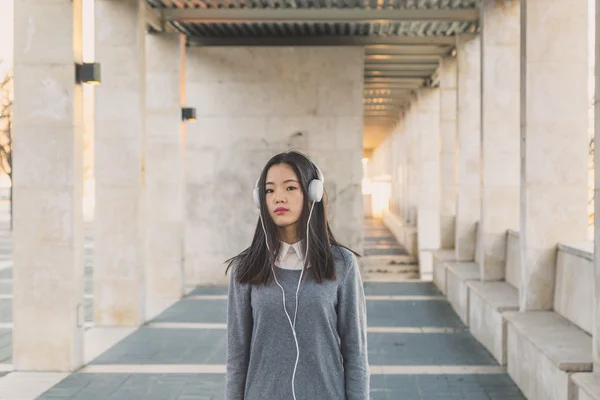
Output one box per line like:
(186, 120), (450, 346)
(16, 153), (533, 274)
(275, 192), (286, 203)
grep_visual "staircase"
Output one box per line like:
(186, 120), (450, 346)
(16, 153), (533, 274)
(363, 218), (419, 281)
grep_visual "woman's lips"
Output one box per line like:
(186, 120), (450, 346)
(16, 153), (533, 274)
(275, 208), (288, 215)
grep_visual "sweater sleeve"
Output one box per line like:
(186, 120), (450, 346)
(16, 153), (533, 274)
(225, 266), (253, 400)
(337, 253), (370, 400)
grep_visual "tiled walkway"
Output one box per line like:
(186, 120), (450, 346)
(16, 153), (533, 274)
(364, 217), (408, 256)
(0, 219), (525, 399)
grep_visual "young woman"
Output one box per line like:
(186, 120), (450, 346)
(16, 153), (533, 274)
(224, 151), (370, 400)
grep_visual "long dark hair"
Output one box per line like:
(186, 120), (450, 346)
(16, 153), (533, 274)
(225, 150), (359, 285)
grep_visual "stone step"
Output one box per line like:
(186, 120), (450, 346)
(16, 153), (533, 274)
(362, 255), (417, 264)
(365, 264), (419, 274)
(363, 254), (419, 276)
(572, 373), (600, 400)
(363, 272), (421, 282)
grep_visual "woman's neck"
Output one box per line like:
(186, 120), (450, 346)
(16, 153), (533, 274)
(278, 224), (298, 244)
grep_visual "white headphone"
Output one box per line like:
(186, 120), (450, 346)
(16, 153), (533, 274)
(253, 161), (324, 400)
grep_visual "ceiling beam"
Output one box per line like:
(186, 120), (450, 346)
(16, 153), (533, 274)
(365, 107), (405, 111)
(365, 104), (405, 108)
(363, 98), (410, 104)
(364, 96), (410, 101)
(365, 45), (451, 55)
(364, 97), (409, 100)
(161, 8), (479, 23)
(364, 116), (399, 119)
(364, 84), (418, 89)
(365, 112), (401, 116)
(146, 3), (177, 33)
(365, 63), (438, 71)
(365, 72), (431, 78)
(365, 77), (424, 84)
(364, 89), (411, 94)
(366, 102), (407, 107)
(364, 87), (418, 94)
(364, 107), (404, 113)
(365, 93), (411, 99)
(364, 84), (418, 88)
(365, 55), (443, 64)
(364, 98), (410, 103)
(187, 35), (458, 47)
(363, 87), (413, 94)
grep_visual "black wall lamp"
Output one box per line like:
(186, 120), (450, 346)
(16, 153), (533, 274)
(182, 107), (197, 122)
(76, 63), (101, 85)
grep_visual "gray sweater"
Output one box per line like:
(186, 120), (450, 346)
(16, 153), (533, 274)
(225, 246), (370, 400)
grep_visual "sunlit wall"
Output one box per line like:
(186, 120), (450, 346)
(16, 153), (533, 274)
(363, 136), (393, 218)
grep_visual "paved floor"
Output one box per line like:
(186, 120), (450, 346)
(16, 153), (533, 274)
(0, 219), (525, 399)
(364, 217), (409, 256)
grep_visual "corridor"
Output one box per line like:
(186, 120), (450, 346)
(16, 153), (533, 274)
(0, 219), (525, 399)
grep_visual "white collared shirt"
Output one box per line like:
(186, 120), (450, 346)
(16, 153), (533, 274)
(276, 240), (310, 270)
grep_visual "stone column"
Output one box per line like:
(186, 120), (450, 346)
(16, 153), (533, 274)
(595, 0), (600, 373)
(12, 0), (85, 371)
(145, 32), (185, 300)
(439, 57), (458, 250)
(478, 0), (520, 281)
(395, 119), (406, 222)
(405, 103), (418, 226)
(390, 127), (402, 217)
(398, 119), (410, 224)
(519, 0), (588, 311)
(455, 34), (481, 261)
(416, 88), (441, 276)
(416, 88), (441, 246)
(94, 0), (147, 325)
(398, 119), (407, 221)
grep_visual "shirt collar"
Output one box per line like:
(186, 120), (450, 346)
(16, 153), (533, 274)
(278, 240), (304, 261)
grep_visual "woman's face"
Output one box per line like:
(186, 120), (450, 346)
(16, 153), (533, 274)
(265, 163), (304, 230)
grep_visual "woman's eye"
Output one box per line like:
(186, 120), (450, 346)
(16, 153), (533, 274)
(265, 189), (273, 194)
(287, 187), (297, 191)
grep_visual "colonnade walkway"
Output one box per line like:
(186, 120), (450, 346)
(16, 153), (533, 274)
(0, 219), (525, 399)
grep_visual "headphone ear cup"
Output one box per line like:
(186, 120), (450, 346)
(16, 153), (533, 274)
(307, 179), (324, 203)
(253, 186), (260, 209)
(253, 178), (261, 209)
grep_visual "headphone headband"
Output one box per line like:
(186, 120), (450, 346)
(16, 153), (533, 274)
(313, 163), (325, 184)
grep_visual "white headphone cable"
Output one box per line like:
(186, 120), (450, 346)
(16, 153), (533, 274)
(293, 201), (315, 329)
(269, 201), (316, 400)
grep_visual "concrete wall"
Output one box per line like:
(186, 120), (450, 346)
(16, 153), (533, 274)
(184, 47), (364, 285)
(554, 243), (594, 335)
(505, 230), (520, 289)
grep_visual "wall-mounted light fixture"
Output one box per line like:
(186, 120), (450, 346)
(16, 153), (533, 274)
(76, 63), (101, 85)
(182, 107), (197, 122)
